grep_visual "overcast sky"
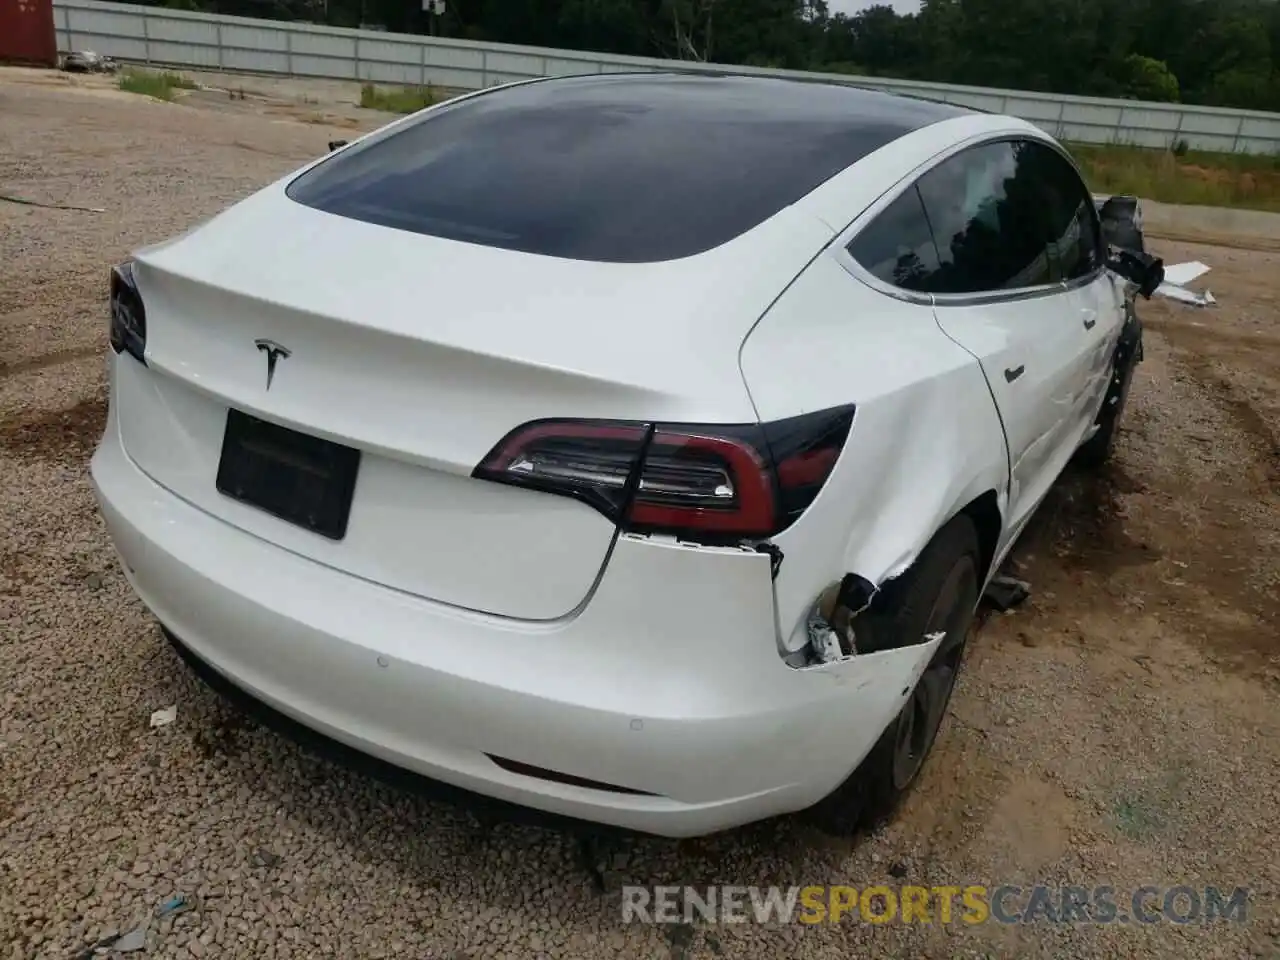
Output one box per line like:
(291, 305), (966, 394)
(829, 0), (922, 14)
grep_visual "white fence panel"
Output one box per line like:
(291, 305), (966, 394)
(52, 0), (1280, 153)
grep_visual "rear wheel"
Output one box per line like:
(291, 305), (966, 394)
(805, 516), (981, 835)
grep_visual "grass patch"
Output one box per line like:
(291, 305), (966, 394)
(358, 82), (441, 114)
(1106, 766), (1189, 842)
(117, 68), (197, 101)
(1071, 141), (1280, 213)
(1109, 793), (1167, 841)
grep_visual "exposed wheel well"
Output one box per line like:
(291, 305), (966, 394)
(851, 492), (1001, 642)
(815, 490), (1003, 661)
(957, 490), (1002, 585)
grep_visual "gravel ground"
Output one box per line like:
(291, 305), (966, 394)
(2, 67), (1280, 960)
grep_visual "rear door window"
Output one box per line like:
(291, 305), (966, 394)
(846, 185), (942, 292)
(916, 140), (1054, 294)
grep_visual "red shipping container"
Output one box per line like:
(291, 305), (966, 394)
(0, 0), (58, 67)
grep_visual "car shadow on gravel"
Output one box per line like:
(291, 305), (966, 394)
(1005, 461), (1161, 578)
(0, 394), (106, 464)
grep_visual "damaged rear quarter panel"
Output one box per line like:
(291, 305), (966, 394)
(739, 254), (1010, 649)
(771, 633), (946, 803)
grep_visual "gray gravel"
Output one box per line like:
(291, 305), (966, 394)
(2, 67), (1279, 960)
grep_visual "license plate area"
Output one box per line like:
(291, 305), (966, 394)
(215, 409), (360, 540)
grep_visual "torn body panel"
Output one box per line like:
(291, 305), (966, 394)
(738, 254), (1009, 654)
(794, 573), (880, 665)
(772, 631), (948, 799)
(762, 633), (949, 804)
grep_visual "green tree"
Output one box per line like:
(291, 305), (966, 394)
(1121, 54), (1180, 102)
(1209, 67), (1278, 112)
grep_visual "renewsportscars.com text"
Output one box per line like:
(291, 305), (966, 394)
(621, 884), (1251, 926)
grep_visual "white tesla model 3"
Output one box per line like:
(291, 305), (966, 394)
(91, 72), (1157, 838)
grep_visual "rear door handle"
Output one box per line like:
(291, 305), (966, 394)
(1004, 365), (1025, 383)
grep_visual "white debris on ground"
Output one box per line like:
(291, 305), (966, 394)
(149, 706), (178, 728)
(1161, 261), (1211, 286)
(1154, 260), (1216, 307)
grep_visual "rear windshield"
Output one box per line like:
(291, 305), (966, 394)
(285, 74), (964, 263)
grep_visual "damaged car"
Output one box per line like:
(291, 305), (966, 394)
(61, 50), (120, 73)
(91, 72), (1161, 839)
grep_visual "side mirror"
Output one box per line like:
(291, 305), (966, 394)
(327, 139), (349, 153)
(1097, 194), (1145, 253)
(1107, 248), (1164, 299)
(1098, 194), (1139, 223)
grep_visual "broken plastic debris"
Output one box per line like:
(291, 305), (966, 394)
(156, 893), (192, 917)
(983, 575), (1031, 612)
(1160, 261), (1210, 287)
(1154, 261), (1216, 307)
(112, 927), (147, 952)
(149, 705), (177, 728)
(806, 609), (846, 663)
(1155, 282), (1215, 307)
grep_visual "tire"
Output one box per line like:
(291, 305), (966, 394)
(804, 515), (981, 836)
(1075, 301), (1143, 469)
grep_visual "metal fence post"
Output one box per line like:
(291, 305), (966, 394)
(142, 11), (150, 65)
(1231, 114), (1246, 153)
(480, 48), (487, 87)
(420, 40), (427, 88)
(354, 34), (361, 82)
(215, 20), (224, 71)
(285, 28), (293, 75)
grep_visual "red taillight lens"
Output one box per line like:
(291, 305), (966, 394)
(473, 420), (652, 523)
(473, 405), (855, 541)
(624, 427), (777, 536)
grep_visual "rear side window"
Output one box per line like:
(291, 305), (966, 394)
(1020, 140), (1102, 281)
(847, 186), (942, 292)
(285, 75), (937, 264)
(916, 140), (1054, 294)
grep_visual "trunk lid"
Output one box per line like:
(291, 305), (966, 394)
(118, 185), (832, 620)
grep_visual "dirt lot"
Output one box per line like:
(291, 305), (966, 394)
(2, 68), (1279, 960)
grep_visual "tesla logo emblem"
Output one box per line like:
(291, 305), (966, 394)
(254, 339), (291, 390)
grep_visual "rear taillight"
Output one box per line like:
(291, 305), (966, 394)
(109, 261), (146, 364)
(762, 405), (858, 529)
(473, 405), (855, 541)
(473, 420), (652, 521)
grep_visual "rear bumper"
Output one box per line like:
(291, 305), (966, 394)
(158, 624), (626, 837)
(90, 373), (933, 837)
